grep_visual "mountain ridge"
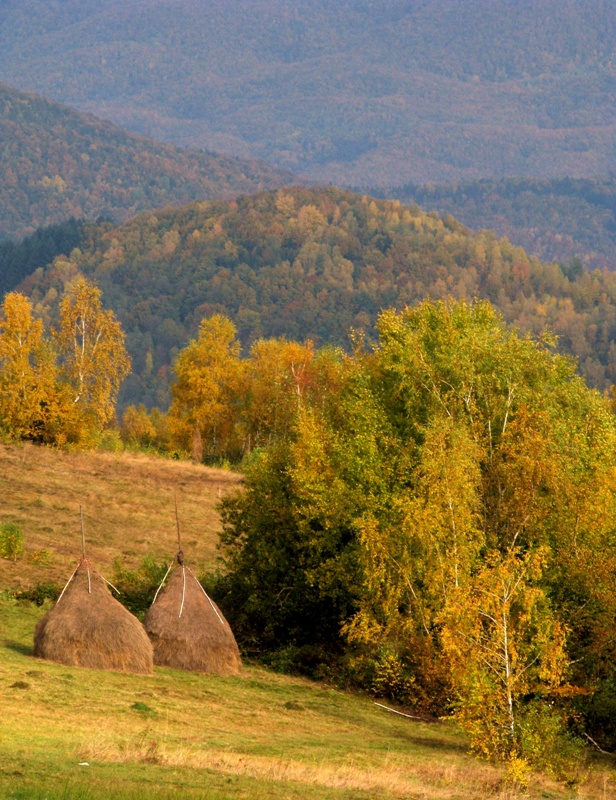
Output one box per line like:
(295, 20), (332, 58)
(18, 186), (616, 409)
(0, 82), (296, 239)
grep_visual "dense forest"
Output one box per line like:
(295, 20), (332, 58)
(17, 187), (616, 409)
(380, 176), (616, 272)
(0, 218), (92, 297)
(0, 1), (613, 185)
(0, 83), (294, 239)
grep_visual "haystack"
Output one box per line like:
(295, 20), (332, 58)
(143, 556), (241, 675)
(33, 557), (153, 674)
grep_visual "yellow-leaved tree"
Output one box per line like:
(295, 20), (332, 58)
(0, 292), (57, 440)
(54, 277), (131, 442)
(168, 314), (245, 460)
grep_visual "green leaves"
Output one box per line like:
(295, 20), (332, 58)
(219, 298), (616, 767)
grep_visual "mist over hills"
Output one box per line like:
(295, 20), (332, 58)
(1, 0), (613, 187)
(0, 83), (295, 239)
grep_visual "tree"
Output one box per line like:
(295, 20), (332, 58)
(168, 314), (244, 460)
(0, 292), (57, 439)
(441, 547), (568, 763)
(219, 299), (616, 768)
(54, 277), (130, 439)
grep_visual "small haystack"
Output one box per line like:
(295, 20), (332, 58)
(34, 515), (153, 673)
(144, 554), (241, 675)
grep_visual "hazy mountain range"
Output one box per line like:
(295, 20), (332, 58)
(1, 0), (613, 187)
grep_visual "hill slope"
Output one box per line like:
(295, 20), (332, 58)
(382, 177), (616, 272)
(0, 442), (241, 590)
(0, 83), (295, 239)
(21, 187), (616, 408)
(0, 445), (609, 799)
(1, 597), (592, 800)
(0, 0), (613, 185)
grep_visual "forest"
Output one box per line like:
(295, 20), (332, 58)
(381, 176), (616, 272)
(0, 83), (292, 240)
(0, 1), (613, 185)
(14, 186), (616, 410)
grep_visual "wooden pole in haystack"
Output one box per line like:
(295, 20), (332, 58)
(174, 492), (186, 617)
(80, 505), (86, 559)
(174, 492), (184, 565)
(79, 505), (91, 594)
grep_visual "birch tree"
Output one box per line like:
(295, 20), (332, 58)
(55, 277), (130, 436)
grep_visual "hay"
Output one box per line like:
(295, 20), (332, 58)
(33, 558), (153, 674)
(144, 563), (241, 675)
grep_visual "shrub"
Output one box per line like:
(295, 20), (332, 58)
(0, 522), (24, 561)
(15, 582), (61, 605)
(516, 701), (586, 785)
(112, 555), (170, 619)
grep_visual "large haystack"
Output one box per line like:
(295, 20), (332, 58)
(143, 561), (241, 675)
(34, 558), (153, 674)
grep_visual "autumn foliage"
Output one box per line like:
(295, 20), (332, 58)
(198, 300), (616, 776)
(0, 278), (130, 444)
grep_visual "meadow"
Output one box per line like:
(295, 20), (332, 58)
(0, 442), (241, 589)
(0, 442), (613, 799)
(2, 597), (611, 800)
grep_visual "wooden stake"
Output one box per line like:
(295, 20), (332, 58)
(80, 505), (86, 559)
(174, 493), (184, 564)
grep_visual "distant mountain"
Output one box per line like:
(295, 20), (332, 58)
(0, 1), (613, 186)
(0, 83), (295, 239)
(20, 187), (616, 409)
(379, 177), (616, 271)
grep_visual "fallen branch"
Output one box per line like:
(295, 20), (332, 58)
(583, 732), (615, 756)
(373, 702), (423, 720)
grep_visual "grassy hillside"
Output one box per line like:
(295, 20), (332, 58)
(382, 177), (616, 272)
(20, 187), (616, 409)
(0, 83), (294, 239)
(0, 1), (613, 186)
(0, 441), (241, 590)
(1, 598), (611, 799)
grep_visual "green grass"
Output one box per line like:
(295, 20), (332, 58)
(2, 599), (613, 800)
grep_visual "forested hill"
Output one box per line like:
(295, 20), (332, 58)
(381, 177), (616, 272)
(20, 187), (616, 408)
(0, 1), (613, 186)
(0, 83), (295, 239)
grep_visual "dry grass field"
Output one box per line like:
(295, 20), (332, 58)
(0, 441), (242, 589)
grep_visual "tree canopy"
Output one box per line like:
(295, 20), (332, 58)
(216, 299), (616, 771)
(20, 187), (616, 410)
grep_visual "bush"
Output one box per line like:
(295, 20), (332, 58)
(0, 522), (24, 561)
(516, 701), (586, 785)
(15, 582), (61, 606)
(112, 555), (170, 619)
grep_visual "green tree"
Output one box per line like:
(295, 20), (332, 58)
(219, 299), (616, 767)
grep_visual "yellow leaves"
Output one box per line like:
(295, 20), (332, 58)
(168, 314), (244, 457)
(441, 546), (570, 760)
(55, 277), (131, 432)
(0, 280), (130, 444)
(0, 293), (56, 438)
